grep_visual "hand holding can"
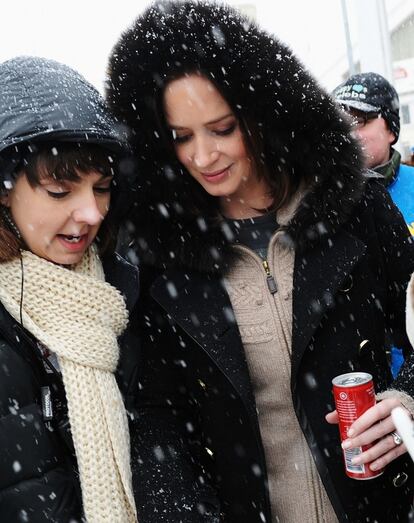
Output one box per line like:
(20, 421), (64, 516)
(332, 372), (384, 479)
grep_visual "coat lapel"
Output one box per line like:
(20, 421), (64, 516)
(150, 270), (258, 419)
(291, 230), (367, 385)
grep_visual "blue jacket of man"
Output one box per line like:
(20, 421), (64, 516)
(381, 153), (414, 376)
(388, 162), (414, 235)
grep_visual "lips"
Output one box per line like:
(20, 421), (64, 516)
(61, 235), (83, 244)
(200, 165), (232, 183)
(57, 233), (89, 252)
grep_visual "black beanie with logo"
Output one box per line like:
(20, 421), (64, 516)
(333, 72), (400, 144)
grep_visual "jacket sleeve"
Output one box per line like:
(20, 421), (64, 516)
(368, 181), (414, 395)
(128, 299), (222, 523)
(0, 338), (82, 522)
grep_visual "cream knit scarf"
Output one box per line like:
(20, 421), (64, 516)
(0, 246), (137, 523)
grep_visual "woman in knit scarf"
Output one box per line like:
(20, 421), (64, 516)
(107, 2), (414, 522)
(0, 56), (137, 522)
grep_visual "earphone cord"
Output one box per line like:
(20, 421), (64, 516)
(19, 254), (24, 327)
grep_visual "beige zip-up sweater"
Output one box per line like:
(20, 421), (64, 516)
(224, 199), (338, 522)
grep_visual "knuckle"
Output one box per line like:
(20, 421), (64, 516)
(387, 436), (396, 450)
(396, 446), (406, 457)
(391, 448), (400, 460)
(381, 451), (393, 466)
(359, 448), (370, 460)
(380, 401), (392, 414)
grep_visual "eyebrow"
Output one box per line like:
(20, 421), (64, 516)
(169, 112), (234, 129)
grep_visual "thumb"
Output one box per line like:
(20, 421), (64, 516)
(326, 410), (339, 424)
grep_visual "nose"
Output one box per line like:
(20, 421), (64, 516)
(71, 191), (104, 226)
(192, 136), (220, 168)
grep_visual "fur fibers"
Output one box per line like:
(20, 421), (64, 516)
(107, 0), (365, 274)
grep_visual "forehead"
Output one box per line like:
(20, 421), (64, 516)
(163, 75), (231, 121)
(16, 168), (109, 193)
(42, 169), (110, 182)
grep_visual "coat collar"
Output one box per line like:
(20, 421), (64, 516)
(126, 169), (369, 276)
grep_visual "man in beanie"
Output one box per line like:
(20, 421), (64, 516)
(333, 72), (414, 235)
(334, 72), (414, 378)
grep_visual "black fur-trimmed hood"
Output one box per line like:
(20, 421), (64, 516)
(107, 0), (365, 274)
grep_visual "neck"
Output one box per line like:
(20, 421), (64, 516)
(220, 179), (273, 219)
(374, 148), (400, 185)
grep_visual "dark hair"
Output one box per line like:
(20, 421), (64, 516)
(0, 142), (118, 262)
(156, 70), (301, 214)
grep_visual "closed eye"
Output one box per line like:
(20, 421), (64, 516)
(46, 190), (69, 199)
(171, 123), (237, 144)
(171, 131), (191, 144)
(213, 123), (237, 136)
(45, 181), (112, 199)
(94, 185), (112, 194)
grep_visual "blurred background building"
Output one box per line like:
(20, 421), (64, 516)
(383, 4), (414, 161)
(236, 0), (414, 161)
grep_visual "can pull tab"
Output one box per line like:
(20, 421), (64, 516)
(41, 386), (53, 421)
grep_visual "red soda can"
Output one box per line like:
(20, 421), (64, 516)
(332, 372), (384, 479)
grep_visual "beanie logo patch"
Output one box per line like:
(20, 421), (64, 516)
(353, 84), (364, 93)
(335, 83), (368, 101)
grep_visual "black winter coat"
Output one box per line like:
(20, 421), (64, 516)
(107, 3), (414, 521)
(0, 254), (139, 522)
(130, 179), (414, 523)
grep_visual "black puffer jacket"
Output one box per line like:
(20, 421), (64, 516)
(0, 255), (139, 522)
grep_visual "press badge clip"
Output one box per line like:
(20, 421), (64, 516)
(41, 386), (53, 421)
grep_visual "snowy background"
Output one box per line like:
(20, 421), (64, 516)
(0, 0), (350, 93)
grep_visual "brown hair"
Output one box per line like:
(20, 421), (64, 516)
(238, 116), (297, 212)
(159, 70), (300, 213)
(0, 142), (118, 262)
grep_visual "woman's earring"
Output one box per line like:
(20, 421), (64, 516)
(1, 206), (21, 239)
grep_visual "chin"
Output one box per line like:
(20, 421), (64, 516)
(47, 251), (85, 266)
(202, 184), (237, 198)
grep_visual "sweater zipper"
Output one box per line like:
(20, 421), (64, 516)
(262, 259), (278, 294)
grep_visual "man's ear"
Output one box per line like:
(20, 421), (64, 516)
(388, 130), (396, 145)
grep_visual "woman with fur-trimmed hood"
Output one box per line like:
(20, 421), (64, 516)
(108, 1), (414, 522)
